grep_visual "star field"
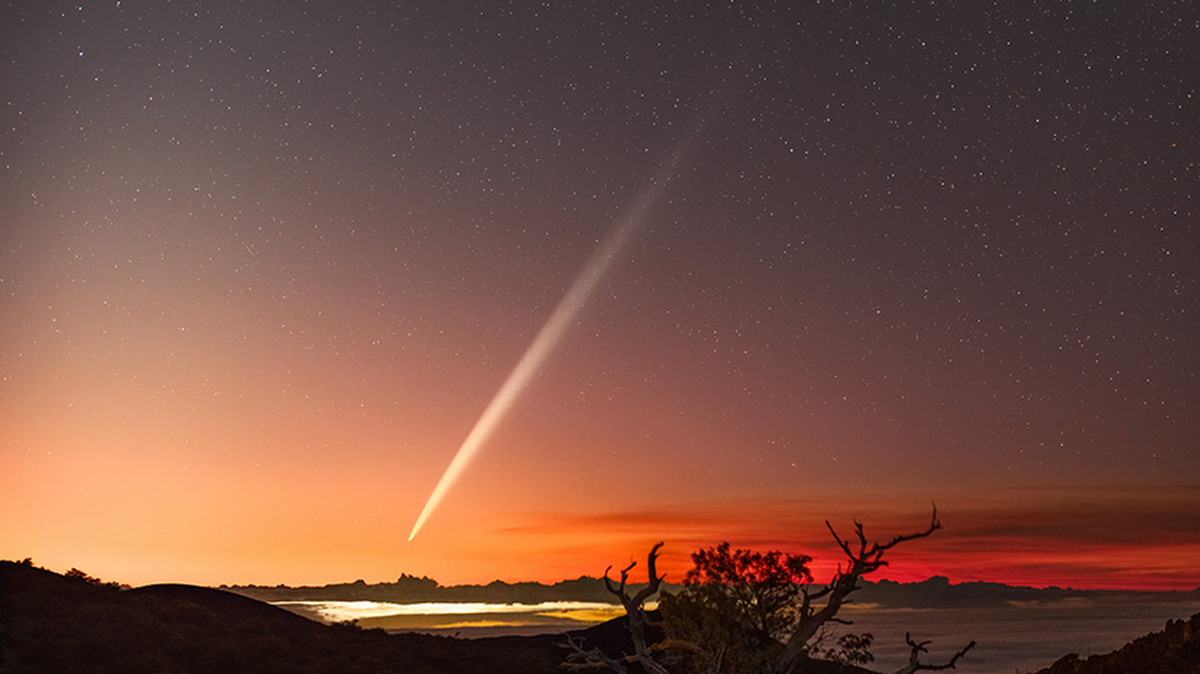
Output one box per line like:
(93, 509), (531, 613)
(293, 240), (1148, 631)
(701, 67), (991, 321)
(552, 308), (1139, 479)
(1, 2), (1198, 588)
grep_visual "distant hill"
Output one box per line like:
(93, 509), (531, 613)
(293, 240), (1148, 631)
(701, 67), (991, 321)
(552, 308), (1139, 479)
(224, 572), (1199, 610)
(1034, 611), (1200, 674)
(224, 573), (681, 605)
(0, 560), (564, 673)
(857, 575), (1200, 609)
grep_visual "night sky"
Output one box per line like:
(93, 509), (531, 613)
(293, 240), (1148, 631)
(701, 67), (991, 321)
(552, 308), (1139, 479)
(2, 2), (1198, 590)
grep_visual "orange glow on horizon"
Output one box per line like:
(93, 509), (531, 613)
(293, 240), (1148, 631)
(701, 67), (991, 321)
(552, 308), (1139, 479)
(6, 484), (1197, 592)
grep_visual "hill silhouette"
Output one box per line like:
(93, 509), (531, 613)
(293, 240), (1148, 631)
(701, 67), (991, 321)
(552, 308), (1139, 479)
(131, 582), (331, 629)
(1034, 611), (1200, 674)
(0, 560), (564, 673)
(226, 572), (1200, 611)
(225, 573), (678, 605)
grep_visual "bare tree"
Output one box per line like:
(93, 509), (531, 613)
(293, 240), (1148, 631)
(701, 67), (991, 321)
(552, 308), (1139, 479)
(562, 542), (670, 674)
(770, 507), (943, 673)
(895, 633), (976, 674)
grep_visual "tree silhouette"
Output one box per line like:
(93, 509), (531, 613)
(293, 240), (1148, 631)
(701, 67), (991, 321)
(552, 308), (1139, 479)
(659, 543), (821, 673)
(564, 506), (975, 674)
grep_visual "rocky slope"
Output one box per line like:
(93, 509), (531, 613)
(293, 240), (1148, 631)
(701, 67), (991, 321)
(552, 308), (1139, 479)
(1036, 611), (1200, 674)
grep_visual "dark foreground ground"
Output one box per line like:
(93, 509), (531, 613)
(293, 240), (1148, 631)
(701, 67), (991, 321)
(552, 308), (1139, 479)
(1031, 611), (1200, 674)
(0, 561), (870, 674)
(2, 560), (1198, 673)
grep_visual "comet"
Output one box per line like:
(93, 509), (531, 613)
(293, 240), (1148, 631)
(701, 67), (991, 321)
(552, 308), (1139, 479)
(407, 86), (726, 542)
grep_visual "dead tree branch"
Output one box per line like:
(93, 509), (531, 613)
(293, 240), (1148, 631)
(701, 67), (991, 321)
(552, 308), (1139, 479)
(894, 633), (976, 674)
(773, 505), (942, 674)
(563, 542), (669, 674)
(561, 633), (630, 673)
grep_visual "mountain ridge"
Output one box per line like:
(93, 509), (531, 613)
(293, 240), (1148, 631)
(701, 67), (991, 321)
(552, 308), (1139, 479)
(222, 572), (1200, 609)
